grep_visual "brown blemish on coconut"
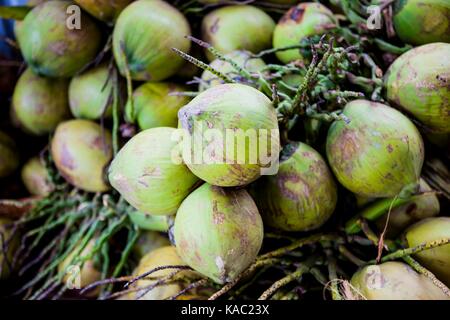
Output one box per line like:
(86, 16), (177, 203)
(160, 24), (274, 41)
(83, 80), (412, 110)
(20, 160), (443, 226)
(277, 172), (301, 201)
(59, 143), (75, 170)
(210, 18), (220, 34)
(387, 144), (394, 153)
(49, 41), (68, 56)
(282, 5), (305, 23)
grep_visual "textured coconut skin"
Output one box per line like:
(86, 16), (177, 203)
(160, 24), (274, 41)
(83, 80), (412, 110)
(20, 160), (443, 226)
(326, 100), (424, 198)
(385, 43), (450, 134)
(201, 5), (275, 61)
(252, 142), (337, 232)
(74, 0), (132, 23)
(199, 50), (267, 92)
(174, 184), (264, 284)
(351, 261), (450, 300)
(0, 131), (19, 178)
(128, 210), (170, 232)
(393, 0), (450, 45)
(51, 120), (112, 192)
(404, 217), (450, 286)
(58, 239), (101, 294)
(375, 179), (439, 237)
(133, 231), (170, 259)
(108, 127), (200, 215)
(12, 69), (70, 136)
(178, 83), (279, 187)
(21, 157), (54, 197)
(69, 64), (114, 120)
(17, 1), (101, 78)
(113, 0), (191, 81)
(125, 82), (190, 130)
(129, 246), (191, 300)
(273, 2), (336, 64)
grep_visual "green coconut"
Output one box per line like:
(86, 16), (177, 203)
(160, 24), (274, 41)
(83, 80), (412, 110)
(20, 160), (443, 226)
(69, 63), (115, 120)
(273, 2), (337, 64)
(201, 5), (275, 61)
(21, 157), (54, 197)
(393, 0), (450, 45)
(326, 100), (424, 198)
(128, 246), (195, 300)
(351, 261), (450, 300)
(128, 210), (171, 232)
(51, 119), (112, 192)
(251, 142), (337, 232)
(404, 217), (450, 286)
(108, 127), (200, 215)
(174, 183), (264, 284)
(74, 0), (132, 23)
(133, 231), (170, 259)
(0, 131), (19, 178)
(12, 68), (70, 136)
(178, 83), (280, 187)
(199, 50), (267, 92)
(125, 82), (190, 130)
(17, 1), (102, 78)
(385, 43), (450, 134)
(113, 0), (191, 81)
(375, 179), (440, 237)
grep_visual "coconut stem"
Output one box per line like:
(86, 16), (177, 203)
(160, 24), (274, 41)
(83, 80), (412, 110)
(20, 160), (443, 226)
(119, 42), (134, 123)
(258, 264), (310, 300)
(258, 233), (341, 261)
(172, 47), (233, 84)
(208, 258), (279, 300)
(402, 255), (450, 297)
(338, 245), (365, 267)
(168, 278), (209, 300)
(368, 238), (450, 264)
(345, 196), (413, 234)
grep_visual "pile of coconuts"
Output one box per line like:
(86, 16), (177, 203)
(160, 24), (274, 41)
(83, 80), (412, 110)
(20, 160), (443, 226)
(0, 0), (449, 300)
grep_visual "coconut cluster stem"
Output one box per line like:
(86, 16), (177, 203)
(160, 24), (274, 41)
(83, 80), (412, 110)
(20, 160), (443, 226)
(368, 238), (450, 264)
(402, 256), (450, 297)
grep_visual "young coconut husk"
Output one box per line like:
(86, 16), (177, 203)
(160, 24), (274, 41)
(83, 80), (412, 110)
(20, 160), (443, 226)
(21, 157), (55, 197)
(125, 82), (190, 130)
(201, 5), (275, 61)
(403, 217), (450, 286)
(385, 42), (450, 134)
(16, 1), (102, 78)
(74, 0), (132, 24)
(51, 119), (113, 192)
(112, 0), (191, 81)
(272, 2), (337, 64)
(177, 83), (280, 187)
(12, 68), (70, 136)
(393, 0), (450, 45)
(133, 231), (170, 260)
(174, 183), (264, 284)
(108, 127), (200, 215)
(69, 63), (117, 120)
(350, 261), (450, 300)
(326, 99), (424, 198)
(251, 141), (337, 232)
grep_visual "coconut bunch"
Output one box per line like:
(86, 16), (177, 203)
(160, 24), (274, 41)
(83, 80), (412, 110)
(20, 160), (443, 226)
(0, 0), (449, 301)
